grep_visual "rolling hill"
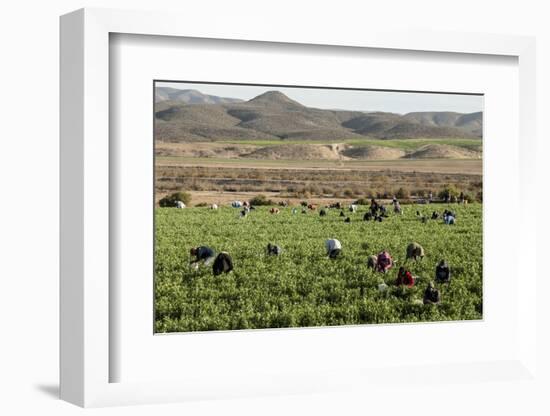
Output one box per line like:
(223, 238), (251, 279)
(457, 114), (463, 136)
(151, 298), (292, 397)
(155, 87), (244, 105)
(155, 89), (483, 142)
(155, 140), (482, 161)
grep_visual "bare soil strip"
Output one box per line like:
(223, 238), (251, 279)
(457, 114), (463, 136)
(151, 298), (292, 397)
(156, 156), (482, 175)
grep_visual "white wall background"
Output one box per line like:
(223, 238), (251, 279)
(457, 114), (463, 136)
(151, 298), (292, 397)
(0, 1), (548, 415)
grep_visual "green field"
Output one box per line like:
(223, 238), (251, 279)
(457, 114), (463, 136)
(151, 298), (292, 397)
(155, 203), (482, 333)
(217, 137), (482, 151)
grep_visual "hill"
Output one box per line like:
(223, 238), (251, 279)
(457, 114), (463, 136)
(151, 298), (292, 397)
(155, 141), (481, 161)
(403, 111), (483, 136)
(407, 144), (481, 159)
(155, 89), (483, 142)
(243, 143), (347, 160)
(155, 87), (244, 105)
(341, 145), (406, 160)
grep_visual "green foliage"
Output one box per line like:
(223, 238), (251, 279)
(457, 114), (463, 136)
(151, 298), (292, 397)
(462, 192), (475, 203)
(354, 198), (370, 205)
(159, 191), (192, 207)
(395, 187), (410, 199)
(249, 194), (274, 206)
(217, 138), (482, 152)
(438, 185), (459, 201)
(155, 203), (483, 333)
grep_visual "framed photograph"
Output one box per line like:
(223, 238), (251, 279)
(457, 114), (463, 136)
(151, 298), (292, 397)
(60, 8), (537, 408)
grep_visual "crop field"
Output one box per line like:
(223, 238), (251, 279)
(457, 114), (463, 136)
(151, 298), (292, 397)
(155, 203), (482, 333)
(216, 137), (482, 151)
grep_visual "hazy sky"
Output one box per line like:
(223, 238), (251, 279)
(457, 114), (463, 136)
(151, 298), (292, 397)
(156, 81), (483, 114)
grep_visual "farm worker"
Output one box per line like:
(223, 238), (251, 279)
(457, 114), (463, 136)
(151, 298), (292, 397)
(190, 246), (216, 268)
(266, 243), (282, 256)
(212, 252), (234, 276)
(406, 242), (425, 261)
(396, 267), (415, 287)
(370, 198), (378, 211)
(375, 251), (393, 273)
(435, 260), (451, 283)
(443, 209), (456, 218)
(367, 255), (377, 269)
(393, 201), (402, 214)
(175, 200), (186, 209)
(423, 282), (441, 305)
(325, 239), (342, 259)
(444, 213), (455, 225)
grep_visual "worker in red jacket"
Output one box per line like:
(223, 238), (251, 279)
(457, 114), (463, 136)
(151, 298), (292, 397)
(396, 266), (415, 287)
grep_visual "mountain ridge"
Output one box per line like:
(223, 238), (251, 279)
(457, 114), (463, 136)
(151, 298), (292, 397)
(155, 89), (483, 142)
(155, 87), (244, 105)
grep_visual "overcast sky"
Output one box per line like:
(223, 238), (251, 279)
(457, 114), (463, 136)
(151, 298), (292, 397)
(156, 81), (483, 114)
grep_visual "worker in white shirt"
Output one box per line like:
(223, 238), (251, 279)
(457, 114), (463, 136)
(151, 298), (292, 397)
(325, 238), (342, 259)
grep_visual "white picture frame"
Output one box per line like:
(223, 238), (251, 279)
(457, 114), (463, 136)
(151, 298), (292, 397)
(60, 7), (537, 408)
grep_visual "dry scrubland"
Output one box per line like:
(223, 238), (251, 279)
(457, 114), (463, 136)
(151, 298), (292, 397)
(155, 137), (482, 205)
(156, 161), (482, 205)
